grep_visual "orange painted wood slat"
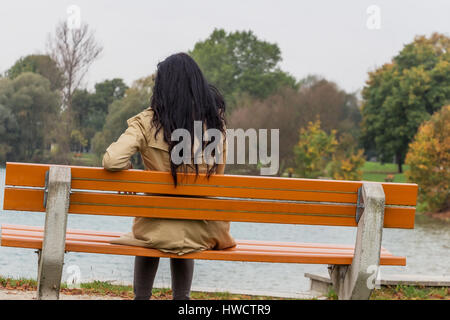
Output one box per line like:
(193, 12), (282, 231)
(4, 162), (418, 206)
(5, 163), (358, 203)
(1, 223), (124, 237)
(0, 224), (393, 254)
(1, 230), (359, 255)
(382, 184), (418, 207)
(3, 229), (391, 256)
(0, 236), (357, 265)
(0, 225), (406, 266)
(5, 162), (361, 191)
(3, 188), (415, 228)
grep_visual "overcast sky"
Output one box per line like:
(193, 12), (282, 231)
(1, 0), (449, 94)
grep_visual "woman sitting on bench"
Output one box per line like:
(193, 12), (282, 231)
(102, 53), (236, 300)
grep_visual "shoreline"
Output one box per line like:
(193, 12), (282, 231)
(423, 210), (450, 222)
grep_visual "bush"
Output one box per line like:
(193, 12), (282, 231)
(327, 133), (366, 181)
(405, 105), (450, 212)
(294, 120), (337, 178)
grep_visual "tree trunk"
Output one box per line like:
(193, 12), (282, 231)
(396, 153), (403, 173)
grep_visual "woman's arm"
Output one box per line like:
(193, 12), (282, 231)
(102, 120), (146, 171)
(216, 135), (227, 175)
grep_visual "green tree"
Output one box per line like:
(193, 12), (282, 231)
(72, 78), (128, 150)
(0, 104), (19, 163)
(189, 29), (297, 108)
(6, 54), (64, 90)
(361, 33), (450, 172)
(92, 75), (154, 166)
(0, 73), (60, 162)
(70, 129), (88, 153)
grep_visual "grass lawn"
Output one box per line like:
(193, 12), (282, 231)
(1, 276), (448, 300)
(327, 285), (449, 300)
(71, 152), (98, 166)
(284, 161), (409, 183)
(362, 161), (407, 173)
(361, 161), (408, 183)
(0, 277), (289, 300)
(362, 172), (407, 183)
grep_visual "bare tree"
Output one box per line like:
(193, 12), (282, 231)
(47, 21), (103, 111)
(46, 21), (103, 163)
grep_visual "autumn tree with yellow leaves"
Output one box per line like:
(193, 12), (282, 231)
(328, 133), (366, 181)
(293, 120), (365, 180)
(405, 106), (450, 212)
(294, 120), (337, 178)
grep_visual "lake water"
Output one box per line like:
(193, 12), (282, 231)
(0, 167), (449, 295)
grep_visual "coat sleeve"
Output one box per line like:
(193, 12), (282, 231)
(102, 120), (146, 171)
(216, 132), (227, 175)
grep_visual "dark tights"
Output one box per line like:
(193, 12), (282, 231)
(133, 256), (194, 300)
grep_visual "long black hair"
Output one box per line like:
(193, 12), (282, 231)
(150, 53), (226, 186)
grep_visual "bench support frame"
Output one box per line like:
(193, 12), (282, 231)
(36, 166), (71, 300)
(328, 182), (385, 300)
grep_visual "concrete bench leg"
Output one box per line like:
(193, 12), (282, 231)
(328, 182), (385, 300)
(36, 166), (71, 300)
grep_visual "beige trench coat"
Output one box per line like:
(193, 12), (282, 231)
(102, 108), (236, 255)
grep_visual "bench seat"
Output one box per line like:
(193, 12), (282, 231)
(0, 224), (406, 266)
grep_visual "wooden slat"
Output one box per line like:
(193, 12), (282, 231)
(5, 162), (360, 191)
(1, 229), (392, 255)
(2, 223), (124, 237)
(0, 236), (357, 265)
(0, 224), (406, 266)
(0, 224), (393, 254)
(4, 162), (418, 206)
(382, 184), (418, 207)
(3, 188), (415, 228)
(1, 230), (360, 255)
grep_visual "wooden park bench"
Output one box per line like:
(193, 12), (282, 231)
(1, 162), (418, 300)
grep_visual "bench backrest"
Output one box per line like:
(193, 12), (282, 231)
(3, 162), (418, 228)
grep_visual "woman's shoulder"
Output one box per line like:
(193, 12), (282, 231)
(126, 107), (155, 126)
(127, 107), (168, 151)
(126, 107), (157, 135)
